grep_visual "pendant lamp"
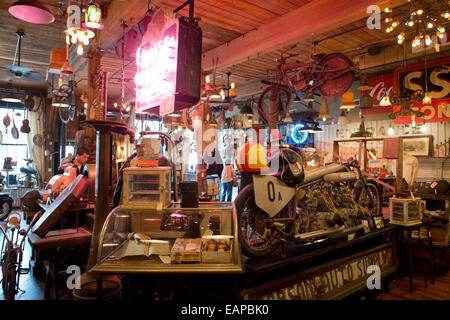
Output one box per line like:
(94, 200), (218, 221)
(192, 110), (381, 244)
(360, 92), (373, 109)
(8, 1), (55, 24)
(282, 112), (293, 123)
(316, 97), (333, 122)
(83, 2), (104, 30)
(339, 110), (350, 125)
(380, 95), (392, 106)
(340, 91), (357, 110)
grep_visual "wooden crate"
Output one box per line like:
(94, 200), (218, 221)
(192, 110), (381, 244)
(121, 167), (172, 210)
(390, 197), (422, 226)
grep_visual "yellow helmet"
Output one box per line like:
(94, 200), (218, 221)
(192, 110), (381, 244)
(235, 143), (269, 172)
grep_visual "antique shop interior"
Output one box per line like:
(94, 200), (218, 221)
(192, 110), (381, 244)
(0, 0), (449, 301)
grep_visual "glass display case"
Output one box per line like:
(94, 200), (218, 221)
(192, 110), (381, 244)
(121, 167), (172, 210)
(92, 202), (243, 273)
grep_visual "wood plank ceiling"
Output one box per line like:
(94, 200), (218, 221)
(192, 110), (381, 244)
(0, 0), (448, 99)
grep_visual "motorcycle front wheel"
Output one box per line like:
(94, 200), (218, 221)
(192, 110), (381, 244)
(235, 183), (281, 258)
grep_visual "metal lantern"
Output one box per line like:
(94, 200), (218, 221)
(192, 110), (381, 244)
(83, 2), (104, 30)
(360, 91), (373, 109)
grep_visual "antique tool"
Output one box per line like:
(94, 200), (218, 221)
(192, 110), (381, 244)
(11, 116), (19, 139)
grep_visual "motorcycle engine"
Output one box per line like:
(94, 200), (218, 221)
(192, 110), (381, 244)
(297, 183), (364, 234)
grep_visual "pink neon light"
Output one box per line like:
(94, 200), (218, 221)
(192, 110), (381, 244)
(135, 34), (178, 110)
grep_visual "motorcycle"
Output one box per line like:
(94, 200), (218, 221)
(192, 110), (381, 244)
(235, 147), (382, 258)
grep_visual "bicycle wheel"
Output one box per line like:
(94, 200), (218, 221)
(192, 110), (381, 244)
(354, 180), (382, 218)
(317, 53), (353, 98)
(257, 86), (291, 125)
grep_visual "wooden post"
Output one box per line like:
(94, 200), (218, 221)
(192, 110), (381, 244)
(397, 137), (403, 194)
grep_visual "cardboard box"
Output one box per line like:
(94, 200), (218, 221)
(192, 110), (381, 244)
(201, 236), (233, 264)
(170, 238), (201, 263)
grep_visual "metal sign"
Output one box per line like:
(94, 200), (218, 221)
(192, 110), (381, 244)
(239, 243), (396, 300)
(253, 175), (295, 218)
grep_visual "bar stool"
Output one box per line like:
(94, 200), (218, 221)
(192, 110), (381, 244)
(394, 222), (435, 293)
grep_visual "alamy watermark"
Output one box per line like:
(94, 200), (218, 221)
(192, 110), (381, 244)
(66, 265), (81, 290)
(366, 265), (381, 290)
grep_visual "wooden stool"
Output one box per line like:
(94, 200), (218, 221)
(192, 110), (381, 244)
(28, 228), (92, 299)
(394, 222), (435, 293)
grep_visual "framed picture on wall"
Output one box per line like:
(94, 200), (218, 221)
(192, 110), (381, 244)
(372, 214), (385, 229)
(402, 135), (433, 157)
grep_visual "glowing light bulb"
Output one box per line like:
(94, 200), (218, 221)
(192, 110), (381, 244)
(438, 26), (445, 33)
(392, 21), (399, 27)
(408, 21), (414, 27)
(425, 35), (432, 46)
(398, 38), (404, 44)
(66, 34), (70, 45)
(71, 35), (77, 44)
(206, 75), (210, 83)
(384, 7), (392, 13)
(84, 102), (88, 109)
(114, 102), (118, 108)
(423, 92), (432, 104)
(437, 32), (445, 39)
(417, 9), (423, 15)
(427, 22), (433, 29)
(83, 37), (89, 46)
(385, 17), (393, 23)
(414, 36), (421, 45)
(442, 12), (450, 19)
(322, 117), (326, 121)
(412, 116), (416, 127)
(388, 127), (394, 136)
(386, 27), (393, 33)
(420, 124), (427, 133)
(77, 44), (83, 55)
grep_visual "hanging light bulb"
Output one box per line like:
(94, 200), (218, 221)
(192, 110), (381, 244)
(437, 31), (445, 39)
(386, 26), (394, 33)
(423, 92), (432, 104)
(425, 34), (432, 46)
(83, 37), (89, 46)
(442, 12), (450, 19)
(427, 22), (433, 29)
(408, 21), (414, 27)
(384, 7), (392, 13)
(412, 115), (416, 127)
(417, 9), (423, 15)
(71, 34), (77, 44)
(392, 21), (399, 28)
(77, 44), (83, 55)
(220, 89), (225, 100)
(65, 34), (70, 45)
(438, 26), (445, 33)
(388, 126), (394, 136)
(420, 124), (427, 133)
(385, 17), (393, 23)
(414, 36), (421, 46)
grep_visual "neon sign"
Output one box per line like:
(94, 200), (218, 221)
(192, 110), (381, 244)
(290, 124), (309, 144)
(135, 17), (179, 112)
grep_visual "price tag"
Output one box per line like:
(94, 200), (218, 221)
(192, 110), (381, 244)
(159, 94), (175, 116)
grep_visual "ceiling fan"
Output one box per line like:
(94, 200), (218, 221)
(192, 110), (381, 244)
(0, 31), (48, 86)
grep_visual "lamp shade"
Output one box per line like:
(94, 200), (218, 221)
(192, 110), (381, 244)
(9, 1), (55, 24)
(316, 97), (333, 121)
(340, 91), (356, 110)
(339, 110), (350, 125)
(240, 103), (253, 115)
(83, 2), (104, 30)
(60, 60), (73, 75)
(380, 95), (392, 106)
(358, 79), (373, 91)
(360, 92), (373, 109)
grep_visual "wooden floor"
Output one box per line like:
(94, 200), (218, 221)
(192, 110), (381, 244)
(374, 272), (450, 300)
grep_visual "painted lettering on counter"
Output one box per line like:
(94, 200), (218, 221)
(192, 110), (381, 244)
(261, 249), (393, 300)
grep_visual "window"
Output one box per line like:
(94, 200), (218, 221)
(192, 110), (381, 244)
(0, 106), (29, 186)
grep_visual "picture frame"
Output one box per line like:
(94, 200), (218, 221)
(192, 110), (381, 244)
(372, 214), (385, 229)
(401, 135), (433, 157)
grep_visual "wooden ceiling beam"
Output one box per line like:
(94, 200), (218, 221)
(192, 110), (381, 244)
(202, 0), (407, 71)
